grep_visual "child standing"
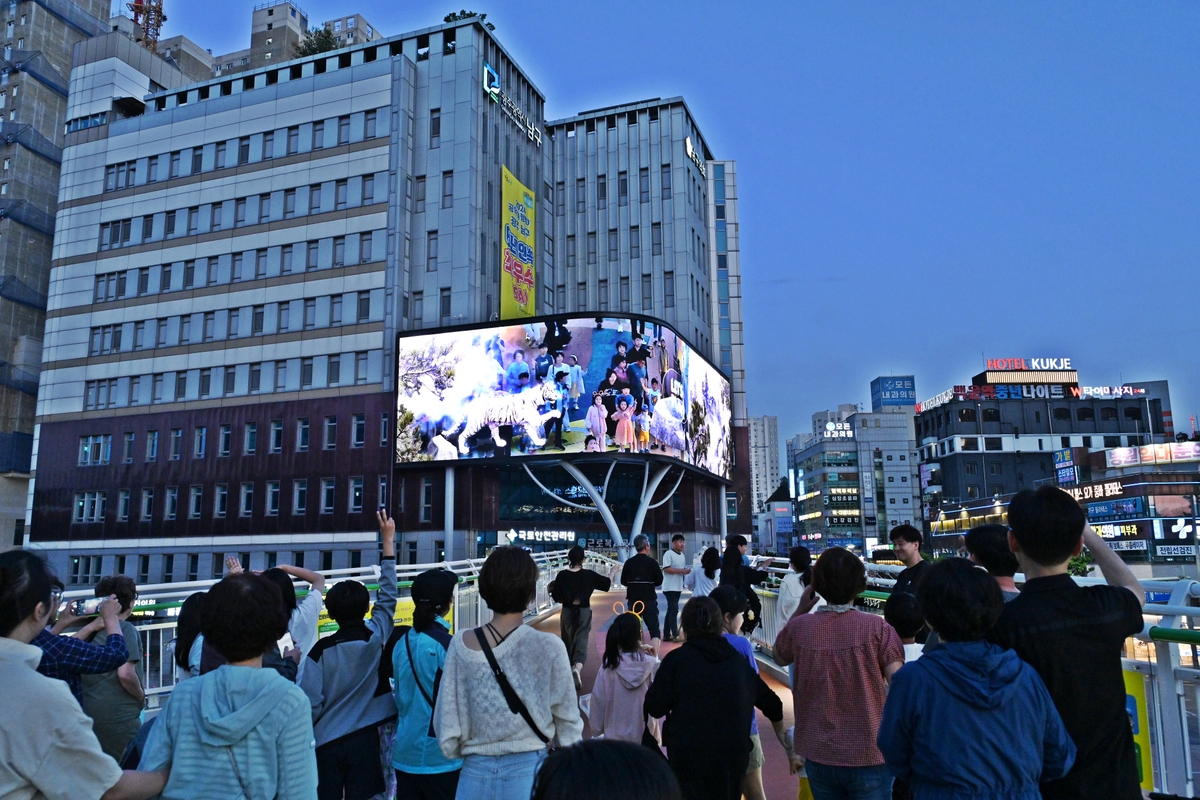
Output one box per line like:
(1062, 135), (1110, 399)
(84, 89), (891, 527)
(588, 613), (658, 743)
(611, 398), (635, 453)
(634, 407), (651, 453)
(585, 394), (608, 450)
(883, 591), (926, 665)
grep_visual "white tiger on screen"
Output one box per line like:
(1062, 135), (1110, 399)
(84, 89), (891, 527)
(457, 382), (562, 454)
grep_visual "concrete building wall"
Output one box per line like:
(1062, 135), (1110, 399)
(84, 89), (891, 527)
(749, 415), (779, 514)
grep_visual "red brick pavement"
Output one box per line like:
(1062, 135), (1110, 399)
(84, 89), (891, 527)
(535, 592), (799, 799)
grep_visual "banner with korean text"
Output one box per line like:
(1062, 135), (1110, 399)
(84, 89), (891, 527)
(500, 166), (536, 319)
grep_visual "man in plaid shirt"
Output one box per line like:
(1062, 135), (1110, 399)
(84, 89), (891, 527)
(33, 581), (128, 704)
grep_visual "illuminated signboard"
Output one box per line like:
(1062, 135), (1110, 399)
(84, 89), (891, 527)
(1071, 386), (1147, 399)
(482, 61), (542, 146)
(1087, 497), (1144, 518)
(684, 136), (707, 178)
(870, 376), (916, 410)
(1094, 522), (1142, 540)
(1110, 540), (1148, 551)
(824, 421), (853, 440)
(1065, 480), (1124, 501)
(985, 357), (1073, 370)
(916, 389), (955, 414)
(954, 384), (1068, 401)
(503, 529), (577, 544)
(1106, 442), (1200, 469)
(394, 315), (732, 479)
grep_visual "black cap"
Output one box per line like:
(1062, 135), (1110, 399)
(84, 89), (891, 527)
(411, 568), (458, 606)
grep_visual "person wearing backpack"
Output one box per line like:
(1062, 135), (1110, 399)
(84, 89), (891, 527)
(391, 568), (463, 800)
(436, 547), (583, 800)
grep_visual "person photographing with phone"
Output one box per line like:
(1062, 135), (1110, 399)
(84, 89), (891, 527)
(82, 575), (146, 761)
(33, 579), (129, 704)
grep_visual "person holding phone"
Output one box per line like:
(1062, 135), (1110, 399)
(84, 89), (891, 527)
(33, 579), (129, 704)
(82, 575), (146, 761)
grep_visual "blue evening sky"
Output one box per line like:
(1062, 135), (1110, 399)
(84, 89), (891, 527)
(161, 1), (1200, 446)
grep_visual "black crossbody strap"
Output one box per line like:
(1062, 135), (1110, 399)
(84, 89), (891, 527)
(472, 627), (550, 744)
(404, 631), (442, 738)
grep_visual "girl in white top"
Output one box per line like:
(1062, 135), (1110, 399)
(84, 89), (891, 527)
(776, 545), (813, 631)
(437, 547), (583, 800)
(230, 557), (325, 671)
(687, 547), (722, 597)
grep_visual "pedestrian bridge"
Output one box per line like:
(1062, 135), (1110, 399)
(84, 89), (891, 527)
(61, 549), (1200, 798)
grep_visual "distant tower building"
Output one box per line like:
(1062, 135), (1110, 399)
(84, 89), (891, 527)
(749, 416), (779, 514)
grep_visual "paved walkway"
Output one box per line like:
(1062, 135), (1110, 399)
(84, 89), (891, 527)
(535, 590), (798, 799)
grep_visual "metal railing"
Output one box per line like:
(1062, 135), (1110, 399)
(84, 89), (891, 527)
(743, 557), (1200, 798)
(60, 549), (582, 708)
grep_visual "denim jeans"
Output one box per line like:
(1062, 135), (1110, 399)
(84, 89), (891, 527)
(454, 750), (546, 800)
(663, 591), (682, 638)
(805, 760), (893, 800)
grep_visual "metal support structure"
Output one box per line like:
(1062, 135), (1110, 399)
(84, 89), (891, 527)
(444, 466), (454, 562)
(629, 465), (673, 545)
(558, 460), (625, 555)
(720, 484), (728, 538)
(1153, 579), (1195, 797)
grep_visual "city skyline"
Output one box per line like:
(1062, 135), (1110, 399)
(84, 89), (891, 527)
(156, 1), (1200, 447)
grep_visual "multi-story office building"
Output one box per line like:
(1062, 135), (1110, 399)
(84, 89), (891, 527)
(29, 15), (750, 581)
(791, 388), (920, 555)
(0, 0), (149, 551)
(749, 415), (779, 514)
(212, 2), (382, 79)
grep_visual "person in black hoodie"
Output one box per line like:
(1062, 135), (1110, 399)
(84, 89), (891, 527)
(718, 535), (769, 635)
(644, 596), (796, 800)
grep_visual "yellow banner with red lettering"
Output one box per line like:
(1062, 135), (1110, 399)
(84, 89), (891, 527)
(500, 165), (536, 319)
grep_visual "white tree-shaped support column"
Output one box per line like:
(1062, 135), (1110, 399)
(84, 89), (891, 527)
(521, 459), (687, 561)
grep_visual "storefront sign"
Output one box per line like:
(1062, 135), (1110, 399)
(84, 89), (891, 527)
(986, 357), (1073, 370)
(1109, 540), (1148, 551)
(824, 421), (853, 439)
(1070, 385), (1147, 399)
(1156, 545), (1197, 557)
(1094, 522), (1142, 540)
(953, 384), (1067, 401)
(1087, 497), (1144, 518)
(1107, 442), (1200, 469)
(1065, 480), (1124, 501)
(483, 61), (542, 146)
(684, 136), (707, 178)
(916, 389), (955, 413)
(504, 529), (577, 544)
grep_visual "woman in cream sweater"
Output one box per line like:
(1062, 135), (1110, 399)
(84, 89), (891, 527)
(437, 547), (583, 800)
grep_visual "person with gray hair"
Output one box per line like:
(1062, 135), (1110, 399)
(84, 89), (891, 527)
(618, 535), (663, 655)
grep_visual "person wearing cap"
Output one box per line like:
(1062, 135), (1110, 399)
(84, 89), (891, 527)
(391, 568), (462, 800)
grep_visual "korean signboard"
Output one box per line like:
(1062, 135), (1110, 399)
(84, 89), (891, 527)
(500, 166), (536, 319)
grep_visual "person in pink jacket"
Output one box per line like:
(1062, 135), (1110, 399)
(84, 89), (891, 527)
(585, 393), (608, 450)
(589, 613), (658, 743)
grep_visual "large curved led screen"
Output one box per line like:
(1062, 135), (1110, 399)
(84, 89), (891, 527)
(394, 316), (732, 479)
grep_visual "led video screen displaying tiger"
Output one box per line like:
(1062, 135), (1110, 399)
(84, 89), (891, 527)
(394, 315), (732, 479)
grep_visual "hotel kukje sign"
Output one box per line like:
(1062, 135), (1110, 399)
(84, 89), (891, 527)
(483, 61), (542, 147)
(500, 166), (536, 319)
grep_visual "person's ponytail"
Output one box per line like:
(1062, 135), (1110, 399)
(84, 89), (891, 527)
(680, 596), (723, 640)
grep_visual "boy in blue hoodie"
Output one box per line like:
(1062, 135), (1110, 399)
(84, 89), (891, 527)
(301, 511), (397, 800)
(877, 558), (1075, 800)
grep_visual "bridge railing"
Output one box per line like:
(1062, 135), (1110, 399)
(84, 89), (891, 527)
(747, 559), (1200, 798)
(60, 549), (581, 709)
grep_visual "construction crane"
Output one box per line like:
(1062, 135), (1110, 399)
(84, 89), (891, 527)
(128, 0), (166, 55)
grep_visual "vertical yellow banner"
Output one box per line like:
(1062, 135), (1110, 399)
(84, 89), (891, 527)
(500, 165), (536, 319)
(1122, 669), (1154, 792)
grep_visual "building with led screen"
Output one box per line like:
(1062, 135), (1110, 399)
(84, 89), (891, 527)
(23, 14), (750, 577)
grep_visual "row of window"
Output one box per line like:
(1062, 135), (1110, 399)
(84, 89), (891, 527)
(927, 404), (1144, 429)
(81, 351), (379, 410)
(102, 110), (383, 193)
(79, 412), (388, 467)
(88, 292), (378, 356)
(98, 175), (382, 250)
(74, 474), (387, 525)
(91, 231), (381, 304)
(68, 550), (354, 585)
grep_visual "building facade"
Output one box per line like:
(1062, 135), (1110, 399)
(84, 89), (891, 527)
(211, 2), (383, 79)
(29, 16), (750, 581)
(791, 397), (920, 556)
(748, 415), (779, 515)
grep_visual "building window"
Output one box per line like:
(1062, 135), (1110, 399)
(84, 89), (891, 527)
(349, 477), (363, 512)
(72, 492), (106, 523)
(663, 271), (675, 308)
(219, 424), (232, 456)
(415, 176), (425, 212)
(297, 418), (310, 451)
(442, 171), (453, 208)
(651, 223), (662, 256)
(587, 233), (597, 264)
(140, 489), (154, 521)
(362, 174), (375, 204)
(244, 422), (257, 454)
(189, 486), (203, 518)
(421, 478), (434, 522)
(1077, 408), (1095, 422)
(324, 416), (337, 449)
(429, 108), (440, 147)
(267, 482), (280, 516)
(982, 408), (1000, 422)
(240, 483), (254, 516)
(427, 231), (439, 271)
(618, 171), (628, 205)
(194, 426), (207, 458)
(337, 115), (350, 145)
(169, 428), (183, 460)
(321, 478), (336, 513)
(365, 110), (377, 139)
(293, 479), (307, 514)
(440, 289), (451, 324)
(312, 120), (324, 150)
(355, 352), (369, 385)
(270, 420), (284, 452)
(165, 487), (178, 520)
(214, 485), (228, 518)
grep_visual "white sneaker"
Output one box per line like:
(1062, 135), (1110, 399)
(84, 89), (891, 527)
(572, 664), (583, 691)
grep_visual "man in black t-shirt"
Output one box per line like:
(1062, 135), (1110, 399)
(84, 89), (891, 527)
(989, 486), (1145, 800)
(889, 524), (930, 596)
(619, 534), (664, 654)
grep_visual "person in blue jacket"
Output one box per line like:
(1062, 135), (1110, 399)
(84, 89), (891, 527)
(877, 558), (1075, 800)
(391, 567), (463, 800)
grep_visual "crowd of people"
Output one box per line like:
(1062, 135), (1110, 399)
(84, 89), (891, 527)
(0, 485), (1150, 800)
